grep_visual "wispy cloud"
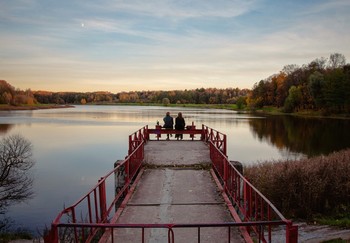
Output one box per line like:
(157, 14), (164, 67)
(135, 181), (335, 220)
(91, 0), (259, 19)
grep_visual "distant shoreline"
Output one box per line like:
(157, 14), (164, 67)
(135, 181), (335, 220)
(1, 103), (349, 119)
(0, 104), (75, 111)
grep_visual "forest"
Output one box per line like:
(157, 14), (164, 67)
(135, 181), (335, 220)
(0, 80), (250, 107)
(249, 53), (350, 114)
(1, 53), (349, 115)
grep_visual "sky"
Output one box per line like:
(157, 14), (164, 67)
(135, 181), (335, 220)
(1, 0), (350, 93)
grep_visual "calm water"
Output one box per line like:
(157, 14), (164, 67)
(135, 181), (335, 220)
(0, 105), (349, 235)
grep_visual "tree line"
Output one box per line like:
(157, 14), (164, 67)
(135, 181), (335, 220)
(1, 53), (349, 114)
(33, 87), (250, 105)
(0, 80), (250, 106)
(248, 53), (350, 114)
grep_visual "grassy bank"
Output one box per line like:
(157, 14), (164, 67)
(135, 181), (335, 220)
(0, 231), (33, 242)
(94, 103), (350, 118)
(0, 104), (74, 111)
(254, 106), (350, 119)
(93, 102), (239, 110)
(2, 102), (349, 121)
(244, 149), (350, 227)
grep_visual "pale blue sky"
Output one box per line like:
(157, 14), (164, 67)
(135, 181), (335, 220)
(1, 0), (349, 92)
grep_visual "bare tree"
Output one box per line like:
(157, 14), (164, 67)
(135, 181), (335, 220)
(282, 64), (299, 75)
(0, 134), (34, 215)
(328, 53), (346, 69)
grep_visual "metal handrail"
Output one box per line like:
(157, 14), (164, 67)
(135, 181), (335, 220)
(202, 124), (227, 155)
(53, 221), (288, 243)
(46, 130), (145, 242)
(128, 125), (148, 155)
(209, 140), (297, 242)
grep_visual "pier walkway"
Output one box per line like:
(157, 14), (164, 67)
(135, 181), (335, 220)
(45, 125), (298, 243)
(107, 141), (244, 242)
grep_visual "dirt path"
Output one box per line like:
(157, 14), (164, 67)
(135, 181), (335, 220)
(297, 222), (350, 242)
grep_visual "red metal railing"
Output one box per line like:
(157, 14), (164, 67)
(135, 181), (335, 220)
(51, 221), (287, 242)
(202, 124), (227, 155)
(44, 127), (146, 242)
(128, 125), (148, 155)
(209, 138), (298, 242)
(45, 124), (297, 243)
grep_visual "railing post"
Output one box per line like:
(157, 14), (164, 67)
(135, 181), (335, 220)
(223, 158), (228, 190)
(145, 125), (149, 141)
(244, 181), (250, 220)
(201, 124), (205, 141)
(286, 222), (298, 243)
(128, 135), (132, 155)
(98, 178), (107, 222)
(156, 125), (162, 140)
(190, 122), (195, 140)
(125, 159), (130, 194)
(223, 134), (227, 156)
(44, 226), (58, 243)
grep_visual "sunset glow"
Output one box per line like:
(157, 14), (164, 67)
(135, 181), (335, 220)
(1, 0), (350, 92)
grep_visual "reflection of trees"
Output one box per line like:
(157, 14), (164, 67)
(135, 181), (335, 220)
(0, 134), (34, 230)
(249, 115), (350, 157)
(0, 124), (14, 134)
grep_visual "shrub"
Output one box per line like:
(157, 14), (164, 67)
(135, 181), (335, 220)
(245, 149), (350, 219)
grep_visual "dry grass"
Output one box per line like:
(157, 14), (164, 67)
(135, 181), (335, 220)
(245, 149), (350, 220)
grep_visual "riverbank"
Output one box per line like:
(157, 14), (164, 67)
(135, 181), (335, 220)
(94, 102), (350, 119)
(0, 104), (74, 111)
(254, 106), (350, 119)
(92, 102), (239, 110)
(2, 102), (349, 119)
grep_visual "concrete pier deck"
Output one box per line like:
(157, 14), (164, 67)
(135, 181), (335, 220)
(109, 141), (244, 242)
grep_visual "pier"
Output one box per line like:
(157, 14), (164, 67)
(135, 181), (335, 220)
(45, 125), (298, 243)
(104, 141), (244, 242)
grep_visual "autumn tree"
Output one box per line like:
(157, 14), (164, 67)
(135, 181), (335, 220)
(162, 97), (170, 105)
(284, 85), (302, 112)
(250, 53), (349, 114)
(323, 68), (347, 112)
(250, 80), (268, 108)
(308, 71), (325, 108)
(236, 96), (247, 109)
(0, 80), (15, 105)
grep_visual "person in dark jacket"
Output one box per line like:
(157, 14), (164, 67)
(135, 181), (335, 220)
(163, 112), (174, 140)
(175, 112), (185, 140)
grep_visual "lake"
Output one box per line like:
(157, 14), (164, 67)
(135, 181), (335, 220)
(0, 105), (349, 235)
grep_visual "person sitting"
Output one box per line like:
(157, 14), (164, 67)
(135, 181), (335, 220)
(163, 112), (174, 140)
(175, 112), (185, 140)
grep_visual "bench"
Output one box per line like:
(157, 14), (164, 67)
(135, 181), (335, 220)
(148, 124), (203, 140)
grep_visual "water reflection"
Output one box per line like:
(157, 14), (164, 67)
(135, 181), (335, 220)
(249, 115), (350, 157)
(0, 124), (14, 134)
(0, 106), (349, 235)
